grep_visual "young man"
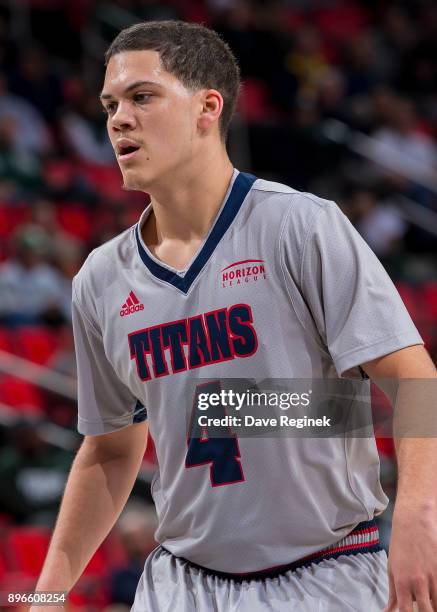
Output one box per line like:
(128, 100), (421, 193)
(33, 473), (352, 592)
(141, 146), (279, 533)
(36, 21), (437, 612)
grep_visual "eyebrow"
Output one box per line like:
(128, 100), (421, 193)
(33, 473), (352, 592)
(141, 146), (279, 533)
(100, 80), (162, 100)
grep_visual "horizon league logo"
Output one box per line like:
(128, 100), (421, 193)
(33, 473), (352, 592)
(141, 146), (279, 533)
(221, 259), (266, 288)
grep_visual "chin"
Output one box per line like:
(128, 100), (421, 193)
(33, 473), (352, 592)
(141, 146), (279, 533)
(121, 169), (152, 192)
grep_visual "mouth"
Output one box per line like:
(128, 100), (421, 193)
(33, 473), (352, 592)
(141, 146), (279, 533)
(117, 144), (141, 161)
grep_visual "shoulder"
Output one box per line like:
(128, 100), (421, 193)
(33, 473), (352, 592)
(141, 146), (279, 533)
(251, 176), (336, 234)
(252, 176), (333, 214)
(73, 224), (136, 307)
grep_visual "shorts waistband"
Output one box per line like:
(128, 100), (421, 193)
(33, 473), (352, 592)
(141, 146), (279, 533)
(160, 519), (382, 582)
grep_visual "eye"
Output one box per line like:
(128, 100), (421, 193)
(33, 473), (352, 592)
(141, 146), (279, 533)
(134, 92), (152, 104)
(103, 102), (117, 116)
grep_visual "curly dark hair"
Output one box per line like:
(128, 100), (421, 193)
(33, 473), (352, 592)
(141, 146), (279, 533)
(105, 20), (240, 141)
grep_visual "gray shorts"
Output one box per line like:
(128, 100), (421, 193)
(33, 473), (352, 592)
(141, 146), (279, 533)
(131, 546), (389, 611)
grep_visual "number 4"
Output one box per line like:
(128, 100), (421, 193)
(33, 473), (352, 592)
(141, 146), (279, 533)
(185, 381), (245, 487)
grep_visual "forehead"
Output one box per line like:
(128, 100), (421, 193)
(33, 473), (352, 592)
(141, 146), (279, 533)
(103, 50), (184, 96)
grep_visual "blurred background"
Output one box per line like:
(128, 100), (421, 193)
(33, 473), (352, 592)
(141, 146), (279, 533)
(0, 0), (436, 608)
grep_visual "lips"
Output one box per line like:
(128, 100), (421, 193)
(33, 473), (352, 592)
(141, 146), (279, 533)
(116, 139), (141, 161)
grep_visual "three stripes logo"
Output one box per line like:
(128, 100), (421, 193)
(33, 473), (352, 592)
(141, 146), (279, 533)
(120, 291), (144, 317)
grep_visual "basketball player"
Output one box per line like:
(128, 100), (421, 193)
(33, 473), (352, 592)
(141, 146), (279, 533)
(35, 21), (437, 612)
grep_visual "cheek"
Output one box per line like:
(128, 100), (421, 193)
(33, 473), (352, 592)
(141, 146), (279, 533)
(162, 97), (195, 136)
(154, 114), (193, 155)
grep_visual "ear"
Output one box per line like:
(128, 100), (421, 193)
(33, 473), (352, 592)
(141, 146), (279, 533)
(197, 89), (223, 134)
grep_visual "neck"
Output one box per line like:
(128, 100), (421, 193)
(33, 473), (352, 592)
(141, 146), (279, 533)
(144, 147), (234, 243)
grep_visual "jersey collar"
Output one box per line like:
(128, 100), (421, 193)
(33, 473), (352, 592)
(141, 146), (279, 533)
(135, 170), (257, 294)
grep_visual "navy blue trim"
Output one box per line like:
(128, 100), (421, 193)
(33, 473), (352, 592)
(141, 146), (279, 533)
(160, 519), (381, 582)
(352, 519), (376, 531)
(294, 542), (382, 573)
(133, 399), (147, 423)
(135, 172), (257, 293)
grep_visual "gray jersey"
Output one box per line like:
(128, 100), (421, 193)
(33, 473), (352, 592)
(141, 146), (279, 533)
(73, 169), (422, 573)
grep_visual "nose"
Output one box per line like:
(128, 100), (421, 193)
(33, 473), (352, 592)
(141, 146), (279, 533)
(110, 100), (136, 132)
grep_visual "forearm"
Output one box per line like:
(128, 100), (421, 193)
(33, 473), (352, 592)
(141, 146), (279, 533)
(362, 347), (437, 609)
(394, 437), (437, 514)
(363, 347), (437, 512)
(36, 433), (146, 591)
(393, 377), (437, 513)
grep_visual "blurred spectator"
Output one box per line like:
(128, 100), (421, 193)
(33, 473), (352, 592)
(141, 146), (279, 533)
(7, 45), (64, 124)
(61, 84), (115, 165)
(109, 502), (158, 606)
(396, 4), (437, 98)
(316, 67), (346, 121)
(372, 5), (416, 84)
(0, 225), (70, 326)
(91, 0), (181, 45)
(345, 189), (407, 258)
(39, 159), (98, 207)
(0, 117), (43, 197)
(368, 96), (437, 186)
(342, 31), (380, 97)
(0, 74), (52, 156)
(46, 325), (77, 379)
(0, 420), (74, 525)
(286, 25), (328, 97)
(31, 199), (83, 279)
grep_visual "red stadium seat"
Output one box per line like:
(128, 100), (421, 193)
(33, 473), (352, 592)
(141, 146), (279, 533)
(0, 549), (6, 581)
(0, 376), (43, 414)
(82, 547), (106, 577)
(0, 513), (11, 527)
(284, 8), (305, 31)
(7, 527), (50, 576)
(314, 2), (368, 45)
(43, 159), (75, 189)
(0, 328), (11, 353)
(57, 203), (92, 242)
(422, 282), (437, 319)
(80, 163), (124, 199)
(68, 581), (110, 609)
(15, 327), (60, 365)
(0, 205), (10, 240)
(239, 79), (277, 122)
(0, 204), (32, 240)
(416, 283), (437, 349)
(375, 436), (395, 459)
(144, 431), (158, 465)
(371, 381), (394, 458)
(394, 283), (436, 348)
(101, 531), (128, 568)
(395, 282), (420, 321)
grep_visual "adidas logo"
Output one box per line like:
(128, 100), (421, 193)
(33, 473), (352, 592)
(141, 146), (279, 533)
(120, 291), (144, 317)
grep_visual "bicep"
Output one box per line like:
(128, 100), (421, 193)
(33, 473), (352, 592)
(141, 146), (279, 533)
(82, 420), (149, 464)
(362, 346), (437, 441)
(362, 345), (436, 380)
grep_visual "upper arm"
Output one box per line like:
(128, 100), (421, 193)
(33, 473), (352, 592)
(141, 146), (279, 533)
(82, 420), (149, 462)
(362, 345), (437, 380)
(362, 346), (437, 438)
